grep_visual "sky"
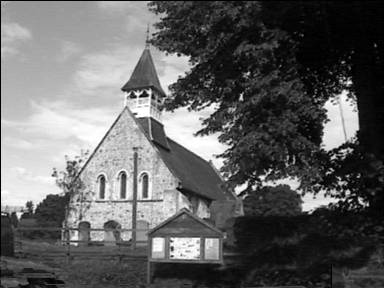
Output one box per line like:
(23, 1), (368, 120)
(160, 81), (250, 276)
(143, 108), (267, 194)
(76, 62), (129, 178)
(1, 1), (359, 211)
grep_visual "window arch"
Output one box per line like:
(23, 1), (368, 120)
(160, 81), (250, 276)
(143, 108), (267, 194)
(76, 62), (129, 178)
(97, 174), (106, 200)
(118, 171), (127, 199)
(139, 172), (150, 199)
(139, 90), (149, 98)
(128, 91), (136, 99)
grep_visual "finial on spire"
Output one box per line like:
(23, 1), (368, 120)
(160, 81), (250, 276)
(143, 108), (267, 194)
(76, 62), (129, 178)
(145, 23), (150, 49)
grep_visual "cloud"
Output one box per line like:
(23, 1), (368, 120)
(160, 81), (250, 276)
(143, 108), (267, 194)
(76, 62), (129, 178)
(97, 1), (148, 15)
(96, 1), (160, 43)
(56, 40), (83, 62)
(1, 22), (32, 58)
(11, 166), (55, 185)
(2, 137), (35, 150)
(71, 43), (189, 98)
(2, 100), (115, 147)
(163, 107), (227, 168)
(73, 46), (140, 95)
(97, 1), (135, 10)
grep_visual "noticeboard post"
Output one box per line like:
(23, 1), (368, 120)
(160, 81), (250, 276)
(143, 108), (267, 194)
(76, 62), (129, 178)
(147, 209), (224, 284)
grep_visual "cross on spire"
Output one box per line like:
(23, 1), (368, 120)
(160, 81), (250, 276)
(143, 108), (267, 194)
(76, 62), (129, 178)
(145, 24), (150, 49)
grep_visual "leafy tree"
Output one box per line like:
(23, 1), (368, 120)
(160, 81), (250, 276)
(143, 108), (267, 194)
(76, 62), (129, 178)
(148, 1), (383, 210)
(259, 1), (383, 158)
(34, 194), (69, 227)
(243, 184), (302, 217)
(259, 1), (384, 211)
(51, 150), (89, 226)
(25, 201), (34, 214)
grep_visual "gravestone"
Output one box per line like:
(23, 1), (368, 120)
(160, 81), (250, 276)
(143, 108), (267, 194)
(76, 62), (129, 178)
(136, 220), (149, 245)
(78, 222), (90, 247)
(103, 221), (121, 246)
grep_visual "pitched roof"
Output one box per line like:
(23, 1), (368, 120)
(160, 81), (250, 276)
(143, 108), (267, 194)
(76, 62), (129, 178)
(137, 117), (235, 201)
(136, 117), (170, 150)
(121, 48), (166, 96)
(148, 208), (223, 236)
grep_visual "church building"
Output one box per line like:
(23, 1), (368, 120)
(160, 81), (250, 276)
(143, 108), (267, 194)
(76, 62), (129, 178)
(66, 43), (238, 243)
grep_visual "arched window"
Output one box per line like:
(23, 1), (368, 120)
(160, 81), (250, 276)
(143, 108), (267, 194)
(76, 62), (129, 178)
(98, 175), (106, 199)
(139, 90), (149, 98)
(139, 173), (149, 199)
(129, 91), (136, 99)
(118, 171), (127, 199)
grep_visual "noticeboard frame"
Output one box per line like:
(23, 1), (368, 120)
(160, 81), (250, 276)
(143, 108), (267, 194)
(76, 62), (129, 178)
(146, 209), (225, 284)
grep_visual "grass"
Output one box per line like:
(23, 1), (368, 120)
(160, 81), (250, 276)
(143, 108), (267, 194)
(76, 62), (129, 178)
(61, 259), (147, 288)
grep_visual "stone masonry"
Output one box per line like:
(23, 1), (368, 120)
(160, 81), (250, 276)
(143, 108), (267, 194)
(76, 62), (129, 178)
(66, 108), (209, 241)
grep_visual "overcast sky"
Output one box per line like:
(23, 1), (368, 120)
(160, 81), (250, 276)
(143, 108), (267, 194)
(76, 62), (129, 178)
(1, 1), (359, 211)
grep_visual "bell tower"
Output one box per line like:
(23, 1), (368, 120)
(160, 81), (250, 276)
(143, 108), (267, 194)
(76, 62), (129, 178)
(121, 29), (166, 122)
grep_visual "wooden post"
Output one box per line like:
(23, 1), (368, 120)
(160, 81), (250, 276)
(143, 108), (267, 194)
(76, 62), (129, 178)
(132, 147), (138, 250)
(66, 227), (71, 264)
(147, 261), (152, 285)
(19, 229), (23, 253)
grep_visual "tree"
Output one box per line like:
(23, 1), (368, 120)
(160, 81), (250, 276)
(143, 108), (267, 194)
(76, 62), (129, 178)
(34, 194), (69, 227)
(148, 1), (383, 210)
(150, 1), (326, 191)
(260, 1), (383, 159)
(51, 150), (89, 226)
(243, 185), (302, 217)
(259, 1), (384, 211)
(25, 201), (34, 214)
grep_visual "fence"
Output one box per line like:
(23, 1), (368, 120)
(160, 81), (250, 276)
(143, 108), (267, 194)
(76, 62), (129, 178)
(14, 226), (150, 263)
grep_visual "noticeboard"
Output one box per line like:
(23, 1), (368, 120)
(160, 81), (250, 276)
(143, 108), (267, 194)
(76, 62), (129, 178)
(204, 238), (220, 260)
(151, 237), (165, 259)
(169, 237), (200, 260)
(147, 209), (225, 284)
(149, 236), (222, 263)
(148, 209), (224, 264)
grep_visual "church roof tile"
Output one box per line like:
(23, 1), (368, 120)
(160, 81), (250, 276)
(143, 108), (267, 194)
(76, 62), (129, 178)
(137, 117), (235, 201)
(121, 48), (166, 96)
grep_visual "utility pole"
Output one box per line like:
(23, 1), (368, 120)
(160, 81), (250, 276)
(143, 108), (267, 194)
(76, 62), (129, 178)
(132, 147), (139, 250)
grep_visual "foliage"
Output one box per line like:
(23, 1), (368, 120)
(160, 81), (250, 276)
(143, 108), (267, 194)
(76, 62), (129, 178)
(34, 194), (69, 236)
(233, 208), (383, 287)
(149, 1), (328, 194)
(52, 150), (89, 197)
(243, 184), (302, 216)
(25, 201), (34, 214)
(260, 1), (383, 157)
(316, 138), (384, 210)
(51, 150), (89, 224)
(148, 1), (383, 211)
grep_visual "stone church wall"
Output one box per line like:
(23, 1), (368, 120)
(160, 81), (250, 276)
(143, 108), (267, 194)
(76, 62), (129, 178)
(66, 109), (181, 240)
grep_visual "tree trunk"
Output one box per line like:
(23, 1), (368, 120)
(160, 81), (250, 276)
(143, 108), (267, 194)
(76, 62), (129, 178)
(352, 44), (384, 161)
(352, 41), (384, 211)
